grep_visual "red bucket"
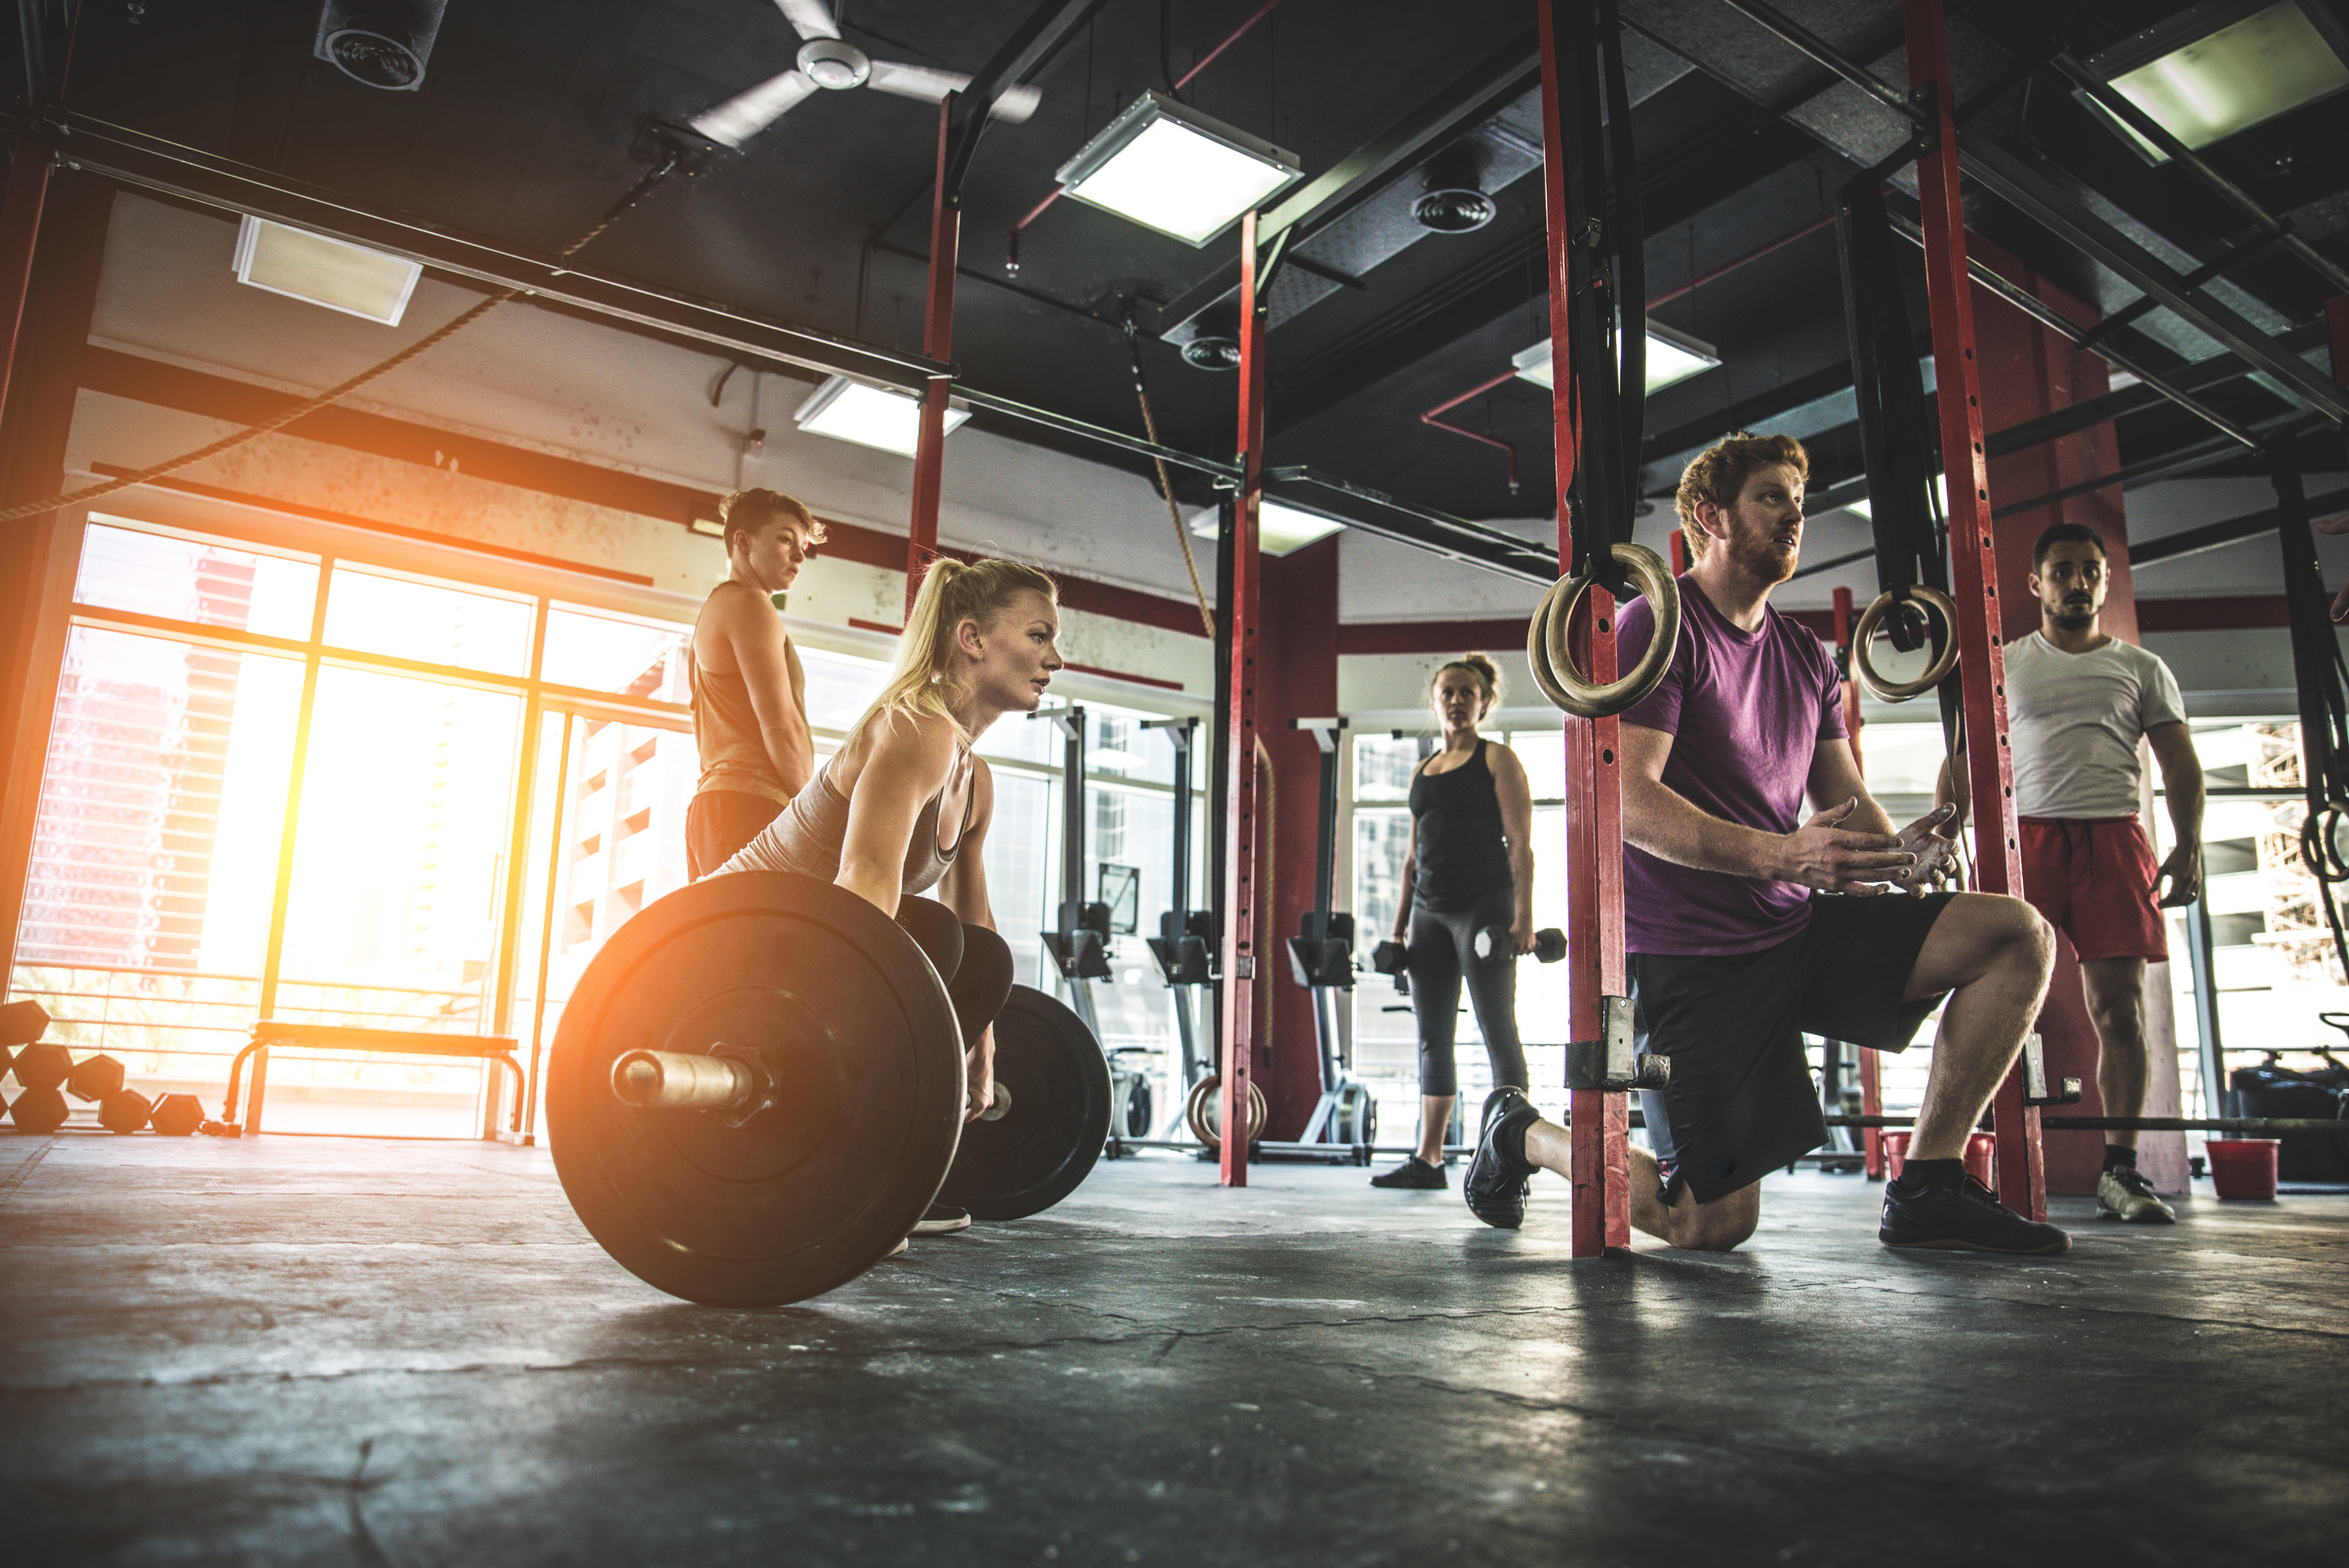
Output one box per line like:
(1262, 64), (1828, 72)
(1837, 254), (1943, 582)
(1879, 1131), (1996, 1190)
(2207, 1139), (2280, 1200)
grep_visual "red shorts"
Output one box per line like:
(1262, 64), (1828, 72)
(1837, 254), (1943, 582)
(2017, 817), (2168, 963)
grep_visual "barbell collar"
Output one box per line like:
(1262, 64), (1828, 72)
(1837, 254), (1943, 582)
(611, 1049), (756, 1111)
(974, 1082), (1013, 1123)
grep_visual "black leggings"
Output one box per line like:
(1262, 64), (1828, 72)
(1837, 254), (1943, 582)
(1407, 890), (1529, 1098)
(894, 895), (1015, 1050)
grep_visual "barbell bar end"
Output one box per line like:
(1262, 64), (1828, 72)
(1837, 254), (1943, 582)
(610, 1049), (756, 1112)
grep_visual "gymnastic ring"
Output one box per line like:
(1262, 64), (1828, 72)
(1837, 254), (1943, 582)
(1524, 542), (1681, 719)
(2299, 806), (2349, 881)
(1185, 1074), (1268, 1150)
(1850, 584), (1961, 703)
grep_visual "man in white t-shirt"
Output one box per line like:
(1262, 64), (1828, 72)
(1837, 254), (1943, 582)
(1941, 521), (2204, 1224)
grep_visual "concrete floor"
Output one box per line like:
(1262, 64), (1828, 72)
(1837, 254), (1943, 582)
(2, 1133), (2345, 1567)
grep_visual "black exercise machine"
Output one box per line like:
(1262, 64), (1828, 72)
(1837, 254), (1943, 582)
(1285, 717), (1376, 1148)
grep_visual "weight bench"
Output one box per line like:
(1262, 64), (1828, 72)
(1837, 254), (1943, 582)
(220, 1022), (524, 1140)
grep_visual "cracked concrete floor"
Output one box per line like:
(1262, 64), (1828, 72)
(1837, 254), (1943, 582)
(2, 1133), (2345, 1567)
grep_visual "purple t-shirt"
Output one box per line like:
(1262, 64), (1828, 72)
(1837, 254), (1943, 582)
(1615, 577), (1847, 955)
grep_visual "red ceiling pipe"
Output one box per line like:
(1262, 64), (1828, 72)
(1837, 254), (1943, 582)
(1419, 210), (1836, 484)
(908, 99), (960, 616)
(1420, 369), (1523, 491)
(1006, 0), (1288, 274)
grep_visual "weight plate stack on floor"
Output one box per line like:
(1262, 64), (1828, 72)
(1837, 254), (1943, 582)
(546, 872), (965, 1308)
(937, 985), (1112, 1221)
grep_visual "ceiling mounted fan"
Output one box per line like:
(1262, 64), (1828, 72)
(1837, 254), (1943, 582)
(691, 0), (1043, 148)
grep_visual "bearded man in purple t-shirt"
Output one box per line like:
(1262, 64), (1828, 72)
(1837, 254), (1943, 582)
(1466, 432), (2071, 1255)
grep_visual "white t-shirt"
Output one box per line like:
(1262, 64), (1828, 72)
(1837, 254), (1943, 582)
(2003, 631), (2187, 820)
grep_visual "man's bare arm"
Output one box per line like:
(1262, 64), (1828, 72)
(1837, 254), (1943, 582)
(2146, 720), (2206, 905)
(717, 590), (815, 796)
(1618, 723), (1914, 894)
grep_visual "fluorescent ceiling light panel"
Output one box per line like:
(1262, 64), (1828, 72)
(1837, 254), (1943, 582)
(1055, 92), (1303, 247)
(1189, 501), (1346, 556)
(2090, 1), (2349, 159)
(233, 216), (423, 325)
(1512, 322), (1721, 394)
(793, 377), (968, 458)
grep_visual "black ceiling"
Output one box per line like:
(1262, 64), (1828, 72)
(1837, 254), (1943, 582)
(13, 0), (2349, 529)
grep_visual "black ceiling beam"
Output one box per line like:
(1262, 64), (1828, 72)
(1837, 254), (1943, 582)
(941, 0), (1107, 202)
(1983, 321), (2329, 462)
(2129, 487), (2349, 569)
(1154, 29), (1543, 343)
(43, 109), (953, 393)
(1264, 467), (1557, 583)
(1270, 111), (1821, 438)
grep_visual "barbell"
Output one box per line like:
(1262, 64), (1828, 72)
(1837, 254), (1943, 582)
(547, 871), (1111, 1308)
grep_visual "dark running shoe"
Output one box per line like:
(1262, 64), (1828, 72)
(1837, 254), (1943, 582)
(1464, 1087), (1539, 1229)
(1370, 1155), (1447, 1190)
(1881, 1167), (2072, 1254)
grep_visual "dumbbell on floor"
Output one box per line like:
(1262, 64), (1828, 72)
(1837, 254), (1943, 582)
(150, 1093), (207, 1137)
(1472, 925), (1565, 964)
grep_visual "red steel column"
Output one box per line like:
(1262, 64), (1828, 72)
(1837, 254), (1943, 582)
(1218, 210), (1269, 1186)
(1906, 0), (2045, 1219)
(907, 101), (959, 616)
(1536, 0), (1630, 1256)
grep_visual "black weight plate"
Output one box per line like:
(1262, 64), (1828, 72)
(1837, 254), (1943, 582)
(547, 872), (963, 1307)
(938, 985), (1111, 1221)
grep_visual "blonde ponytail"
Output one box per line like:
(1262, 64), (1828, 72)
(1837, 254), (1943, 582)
(853, 557), (1059, 745)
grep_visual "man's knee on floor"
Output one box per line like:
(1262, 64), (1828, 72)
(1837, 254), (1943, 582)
(1663, 1192), (1758, 1252)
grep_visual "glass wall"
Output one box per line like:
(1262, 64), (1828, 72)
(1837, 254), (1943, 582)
(9, 512), (1207, 1140)
(1351, 729), (1573, 1138)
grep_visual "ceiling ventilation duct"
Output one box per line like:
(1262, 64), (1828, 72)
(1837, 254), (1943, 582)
(1412, 141), (1497, 232)
(314, 0), (449, 92)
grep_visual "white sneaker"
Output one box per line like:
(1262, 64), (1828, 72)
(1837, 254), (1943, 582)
(911, 1202), (971, 1236)
(2096, 1166), (2177, 1224)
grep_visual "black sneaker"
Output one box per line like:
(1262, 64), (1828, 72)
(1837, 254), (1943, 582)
(1880, 1168), (2072, 1254)
(1370, 1155), (1447, 1190)
(1464, 1087), (1538, 1229)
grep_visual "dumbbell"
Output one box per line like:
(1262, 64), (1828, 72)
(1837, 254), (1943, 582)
(99, 1088), (152, 1135)
(150, 1093), (207, 1137)
(0, 998), (51, 1049)
(11, 1040), (70, 1092)
(10, 1086), (67, 1134)
(1369, 939), (1407, 977)
(1472, 925), (1565, 964)
(67, 1053), (126, 1105)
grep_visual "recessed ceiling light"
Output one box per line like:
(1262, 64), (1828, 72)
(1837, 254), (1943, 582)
(1511, 322), (1721, 395)
(792, 377), (968, 458)
(1188, 501), (1345, 556)
(233, 216), (424, 325)
(1055, 92), (1304, 248)
(2085, 0), (2349, 160)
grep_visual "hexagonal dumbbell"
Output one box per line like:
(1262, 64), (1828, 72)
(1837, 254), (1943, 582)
(11, 1041), (70, 1093)
(66, 1053), (126, 1105)
(10, 1086), (68, 1134)
(0, 998), (50, 1048)
(149, 1093), (206, 1137)
(98, 1087), (152, 1135)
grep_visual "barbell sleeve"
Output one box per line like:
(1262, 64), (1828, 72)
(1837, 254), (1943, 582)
(611, 1050), (756, 1111)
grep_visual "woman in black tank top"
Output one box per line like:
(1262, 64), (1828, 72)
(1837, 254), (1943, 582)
(1370, 654), (1537, 1192)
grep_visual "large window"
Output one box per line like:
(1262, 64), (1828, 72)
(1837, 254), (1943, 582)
(1351, 730), (1572, 1128)
(10, 511), (1206, 1138)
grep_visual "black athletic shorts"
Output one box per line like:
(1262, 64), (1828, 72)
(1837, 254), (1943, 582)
(1635, 891), (1958, 1205)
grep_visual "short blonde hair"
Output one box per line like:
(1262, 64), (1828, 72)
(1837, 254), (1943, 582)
(1675, 433), (1807, 558)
